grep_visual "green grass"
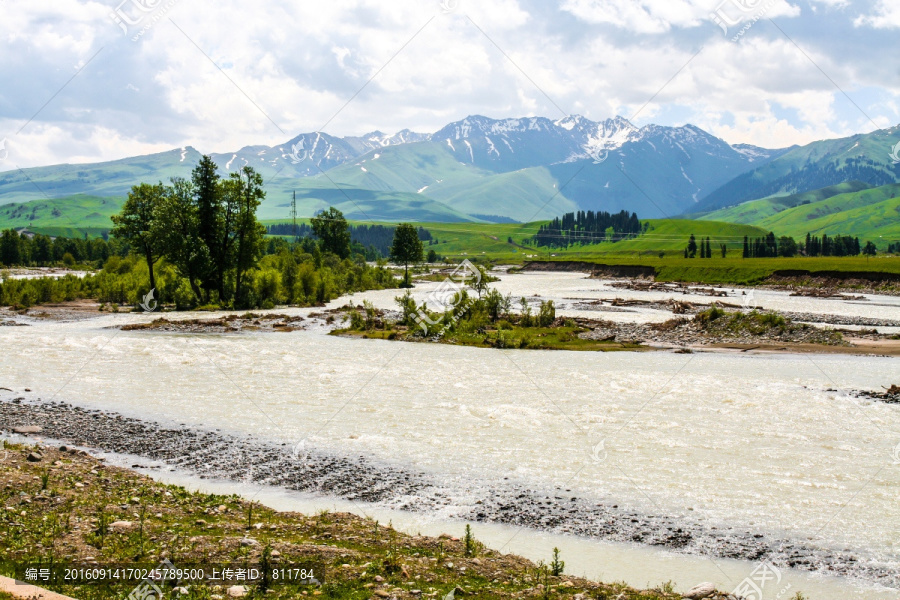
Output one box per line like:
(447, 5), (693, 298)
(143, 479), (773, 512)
(413, 219), (768, 261)
(697, 181), (874, 224)
(754, 192), (900, 246)
(0, 194), (124, 234)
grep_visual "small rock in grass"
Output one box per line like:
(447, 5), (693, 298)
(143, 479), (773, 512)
(226, 585), (247, 597)
(26, 452), (43, 462)
(110, 521), (134, 532)
(683, 582), (717, 599)
(240, 537), (259, 546)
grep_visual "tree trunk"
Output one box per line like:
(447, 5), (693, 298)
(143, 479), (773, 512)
(145, 248), (157, 295)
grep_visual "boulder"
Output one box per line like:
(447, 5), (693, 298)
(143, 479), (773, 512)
(683, 582), (717, 599)
(14, 426), (42, 434)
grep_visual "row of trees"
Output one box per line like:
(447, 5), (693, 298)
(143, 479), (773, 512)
(802, 233), (870, 257)
(683, 232), (879, 259)
(0, 230), (128, 268)
(685, 235), (726, 259)
(529, 210), (645, 248)
(741, 233), (876, 258)
(266, 222), (433, 260)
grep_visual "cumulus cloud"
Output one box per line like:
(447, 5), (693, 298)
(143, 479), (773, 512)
(0, 0), (897, 169)
(854, 1), (900, 29)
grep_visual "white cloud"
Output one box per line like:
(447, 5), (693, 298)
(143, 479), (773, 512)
(854, 1), (900, 29)
(0, 0), (895, 169)
(561, 0), (800, 33)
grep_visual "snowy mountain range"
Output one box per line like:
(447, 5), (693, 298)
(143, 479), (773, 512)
(0, 115), (795, 222)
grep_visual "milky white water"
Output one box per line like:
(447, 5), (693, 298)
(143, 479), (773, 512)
(1, 271), (899, 599)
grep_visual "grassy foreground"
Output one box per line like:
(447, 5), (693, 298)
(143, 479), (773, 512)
(0, 442), (699, 600)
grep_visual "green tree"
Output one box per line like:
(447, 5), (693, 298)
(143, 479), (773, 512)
(687, 234), (698, 259)
(192, 155), (223, 296)
(155, 177), (209, 302)
(863, 241), (877, 256)
(311, 207), (351, 259)
(778, 236), (798, 257)
(228, 166), (267, 307)
(32, 234), (52, 265)
(111, 183), (166, 295)
(390, 223), (423, 287)
(0, 230), (22, 266)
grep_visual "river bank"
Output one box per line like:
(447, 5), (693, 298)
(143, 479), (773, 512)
(0, 439), (710, 600)
(1, 394), (896, 591)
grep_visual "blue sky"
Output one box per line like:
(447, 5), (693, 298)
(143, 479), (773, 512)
(1, 0), (898, 169)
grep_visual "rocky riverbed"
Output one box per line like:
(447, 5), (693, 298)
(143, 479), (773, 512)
(1, 393), (896, 589)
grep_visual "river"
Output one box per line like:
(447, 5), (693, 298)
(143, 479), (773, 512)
(1, 271), (898, 599)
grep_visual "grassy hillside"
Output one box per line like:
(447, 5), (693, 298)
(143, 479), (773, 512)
(697, 126), (900, 211)
(756, 194), (900, 245)
(0, 149), (202, 205)
(413, 219), (768, 262)
(697, 181), (873, 224)
(0, 194), (124, 234)
(288, 142), (576, 222)
(258, 181), (474, 223)
(423, 166), (578, 221)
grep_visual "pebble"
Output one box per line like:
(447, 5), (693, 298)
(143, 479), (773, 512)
(240, 537), (259, 546)
(226, 585), (247, 597)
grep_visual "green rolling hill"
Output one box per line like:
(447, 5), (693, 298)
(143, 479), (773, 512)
(693, 182), (900, 248)
(697, 126), (900, 212)
(0, 194), (125, 236)
(753, 187), (900, 245)
(697, 181), (874, 224)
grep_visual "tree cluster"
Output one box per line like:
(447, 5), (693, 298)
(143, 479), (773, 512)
(803, 233), (862, 257)
(110, 156), (268, 308)
(529, 210), (644, 248)
(265, 223), (433, 262)
(0, 230), (128, 268)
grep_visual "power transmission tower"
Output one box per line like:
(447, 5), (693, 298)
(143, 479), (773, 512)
(291, 190), (298, 243)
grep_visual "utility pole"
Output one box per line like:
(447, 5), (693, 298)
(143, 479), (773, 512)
(291, 190), (297, 243)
